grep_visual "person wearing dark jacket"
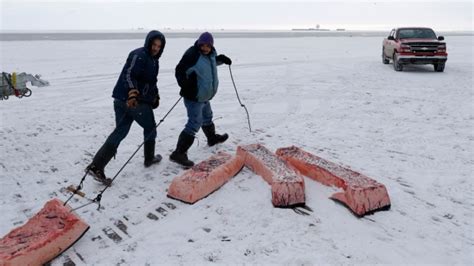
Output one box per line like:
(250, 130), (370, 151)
(170, 32), (232, 167)
(86, 30), (166, 184)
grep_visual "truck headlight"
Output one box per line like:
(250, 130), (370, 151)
(400, 44), (411, 53)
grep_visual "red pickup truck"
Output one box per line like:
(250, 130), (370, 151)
(382, 27), (447, 72)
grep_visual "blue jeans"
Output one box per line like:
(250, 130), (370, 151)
(183, 98), (213, 136)
(105, 99), (157, 148)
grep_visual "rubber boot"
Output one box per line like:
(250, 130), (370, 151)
(169, 131), (195, 167)
(144, 140), (162, 167)
(202, 123), (228, 147)
(86, 142), (116, 185)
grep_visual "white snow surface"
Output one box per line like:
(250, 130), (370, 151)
(1, 35), (473, 265)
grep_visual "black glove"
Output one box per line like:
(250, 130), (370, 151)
(217, 54), (232, 65)
(152, 95), (160, 109)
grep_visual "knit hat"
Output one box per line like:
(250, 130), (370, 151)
(197, 32), (214, 47)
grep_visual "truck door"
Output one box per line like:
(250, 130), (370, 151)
(386, 29), (396, 56)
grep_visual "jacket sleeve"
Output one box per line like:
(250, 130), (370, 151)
(175, 48), (197, 90)
(125, 52), (145, 91)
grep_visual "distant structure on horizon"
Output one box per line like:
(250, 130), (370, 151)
(292, 24), (331, 31)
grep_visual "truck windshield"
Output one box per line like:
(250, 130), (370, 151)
(398, 29), (437, 39)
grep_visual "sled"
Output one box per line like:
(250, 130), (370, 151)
(0, 198), (89, 266)
(0, 72), (33, 100)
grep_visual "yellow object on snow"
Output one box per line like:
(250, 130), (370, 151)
(12, 72), (17, 87)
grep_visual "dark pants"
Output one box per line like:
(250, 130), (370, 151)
(105, 99), (157, 149)
(183, 98), (213, 137)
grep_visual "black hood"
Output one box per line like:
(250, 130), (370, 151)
(144, 30), (166, 59)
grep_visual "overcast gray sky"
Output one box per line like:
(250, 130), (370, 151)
(1, 0), (472, 31)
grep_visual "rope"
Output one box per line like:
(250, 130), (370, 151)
(69, 199), (98, 212)
(65, 97), (182, 211)
(63, 170), (88, 206)
(228, 65), (252, 132)
(91, 97), (183, 210)
(63, 106), (132, 206)
(67, 65), (247, 210)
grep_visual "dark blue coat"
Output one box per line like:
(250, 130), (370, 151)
(112, 31), (166, 105)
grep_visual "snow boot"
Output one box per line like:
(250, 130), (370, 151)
(86, 142), (116, 186)
(86, 164), (112, 186)
(202, 123), (228, 147)
(144, 140), (162, 167)
(169, 131), (195, 168)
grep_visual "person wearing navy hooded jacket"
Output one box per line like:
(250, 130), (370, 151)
(86, 30), (166, 184)
(170, 32), (232, 167)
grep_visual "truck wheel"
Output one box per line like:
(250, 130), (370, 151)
(382, 48), (390, 64)
(434, 63), (445, 72)
(393, 53), (403, 71)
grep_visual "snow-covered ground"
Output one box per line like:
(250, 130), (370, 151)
(1, 34), (473, 265)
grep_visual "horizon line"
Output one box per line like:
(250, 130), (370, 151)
(2, 28), (473, 33)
